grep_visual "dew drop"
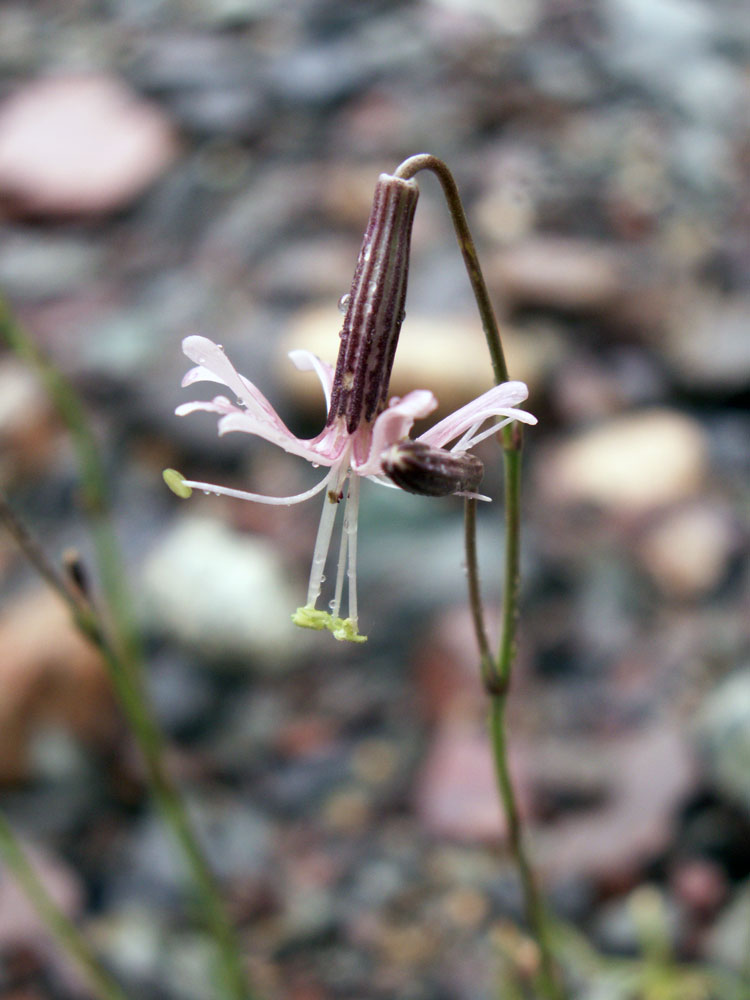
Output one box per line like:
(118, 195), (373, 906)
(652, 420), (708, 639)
(328, 599), (337, 610)
(337, 293), (351, 313)
(202, 490), (211, 495)
(311, 462), (320, 469)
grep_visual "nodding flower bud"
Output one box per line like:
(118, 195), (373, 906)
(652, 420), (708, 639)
(381, 440), (484, 497)
(327, 173), (419, 434)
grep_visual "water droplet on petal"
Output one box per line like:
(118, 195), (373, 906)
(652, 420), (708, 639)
(337, 293), (350, 313)
(328, 599), (337, 610)
(202, 490), (211, 495)
(311, 462), (320, 469)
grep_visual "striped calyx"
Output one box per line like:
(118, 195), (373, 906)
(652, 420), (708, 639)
(327, 173), (419, 434)
(381, 440), (484, 497)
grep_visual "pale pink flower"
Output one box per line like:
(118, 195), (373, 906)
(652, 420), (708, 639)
(167, 333), (536, 642)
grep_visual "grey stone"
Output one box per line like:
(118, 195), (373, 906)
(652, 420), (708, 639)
(139, 514), (300, 670)
(695, 668), (750, 815)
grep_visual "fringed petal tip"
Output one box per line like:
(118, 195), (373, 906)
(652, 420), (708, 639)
(292, 606), (367, 643)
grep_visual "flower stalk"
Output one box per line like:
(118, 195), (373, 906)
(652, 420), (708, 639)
(0, 303), (255, 1000)
(394, 155), (564, 999)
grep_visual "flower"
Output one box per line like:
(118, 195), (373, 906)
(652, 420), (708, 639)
(164, 170), (537, 642)
(166, 334), (536, 642)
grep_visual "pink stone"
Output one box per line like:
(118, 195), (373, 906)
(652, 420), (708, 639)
(415, 722), (531, 842)
(0, 75), (177, 217)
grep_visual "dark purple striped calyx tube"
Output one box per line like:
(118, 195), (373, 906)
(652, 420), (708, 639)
(326, 173), (419, 434)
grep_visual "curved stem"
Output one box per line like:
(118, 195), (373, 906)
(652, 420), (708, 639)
(0, 303), (255, 1000)
(393, 153), (509, 386)
(396, 156), (564, 999)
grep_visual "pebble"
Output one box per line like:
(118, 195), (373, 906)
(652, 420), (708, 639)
(0, 231), (100, 301)
(139, 514), (299, 671)
(0, 75), (177, 216)
(0, 361), (59, 486)
(636, 501), (739, 599)
(533, 725), (695, 886)
(0, 837), (83, 950)
(695, 668), (750, 817)
(664, 292), (750, 392)
(415, 722), (528, 842)
(489, 237), (626, 313)
(0, 588), (115, 783)
(706, 879), (750, 972)
(540, 409), (709, 515)
(279, 304), (560, 417)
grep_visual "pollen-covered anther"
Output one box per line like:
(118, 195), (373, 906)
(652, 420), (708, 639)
(381, 440), (484, 497)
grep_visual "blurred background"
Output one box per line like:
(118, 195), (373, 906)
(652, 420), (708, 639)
(0, 0), (749, 997)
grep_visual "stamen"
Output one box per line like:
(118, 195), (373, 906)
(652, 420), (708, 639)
(178, 473), (331, 506)
(344, 474), (361, 625)
(305, 463), (347, 608)
(331, 487), (349, 619)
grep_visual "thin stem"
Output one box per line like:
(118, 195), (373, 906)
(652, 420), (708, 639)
(396, 156), (564, 999)
(0, 812), (130, 1000)
(0, 303), (255, 999)
(393, 154), (509, 386)
(0, 493), (253, 1000)
(0, 296), (140, 672)
(490, 699), (561, 999)
(463, 497), (495, 691)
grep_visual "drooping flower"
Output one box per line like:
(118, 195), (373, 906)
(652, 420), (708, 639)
(165, 172), (537, 642)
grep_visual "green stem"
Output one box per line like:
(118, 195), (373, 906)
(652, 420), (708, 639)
(0, 812), (130, 1000)
(395, 156), (564, 999)
(0, 302), (255, 1000)
(0, 297), (140, 671)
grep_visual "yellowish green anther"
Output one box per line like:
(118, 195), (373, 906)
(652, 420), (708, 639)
(163, 468), (193, 499)
(292, 606), (367, 643)
(292, 605), (331, 630)
(331, 618), (367, 643)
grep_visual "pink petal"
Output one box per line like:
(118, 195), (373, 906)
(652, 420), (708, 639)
(175, 395), (240, 417)
(181, 336), (279, 420)
(353, 389), (438, 475)
(288, 350), (334, 413)
(216, 409), (338, 465)
(417, 382), (537, 449)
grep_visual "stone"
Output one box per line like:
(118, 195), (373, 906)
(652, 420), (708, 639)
(0, 840), (81, 947)
(414, 721), (532, 842)
(706, 879), (750, 972)
(695, 669), (750, 816)
(278, 304), (560, 418)
(139, 514), (299, 670)
(0, 588), (115, 783)
(0, 75), (177, 217)
(540, 409), (709, 515)
(489, 237), (626, 312)
(0, 231), (99, 300)
(0, 360), (59, 485)
(636, 502), (739, 599)
(664, 292), (750, 392)
(533, 725), (695, 885)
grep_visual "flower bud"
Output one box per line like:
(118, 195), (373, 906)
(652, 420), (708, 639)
(381, 440), (484, 497)
(327, 173), (419, 434)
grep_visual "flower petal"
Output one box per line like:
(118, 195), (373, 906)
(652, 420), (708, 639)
(216, 409), (339, 465)
(181, 336), (280, 420)
(175, 395), (240, 417)
(288, 350), (334, 413)
(352, 389), (438, 475)
(417, 381), (537, 449)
